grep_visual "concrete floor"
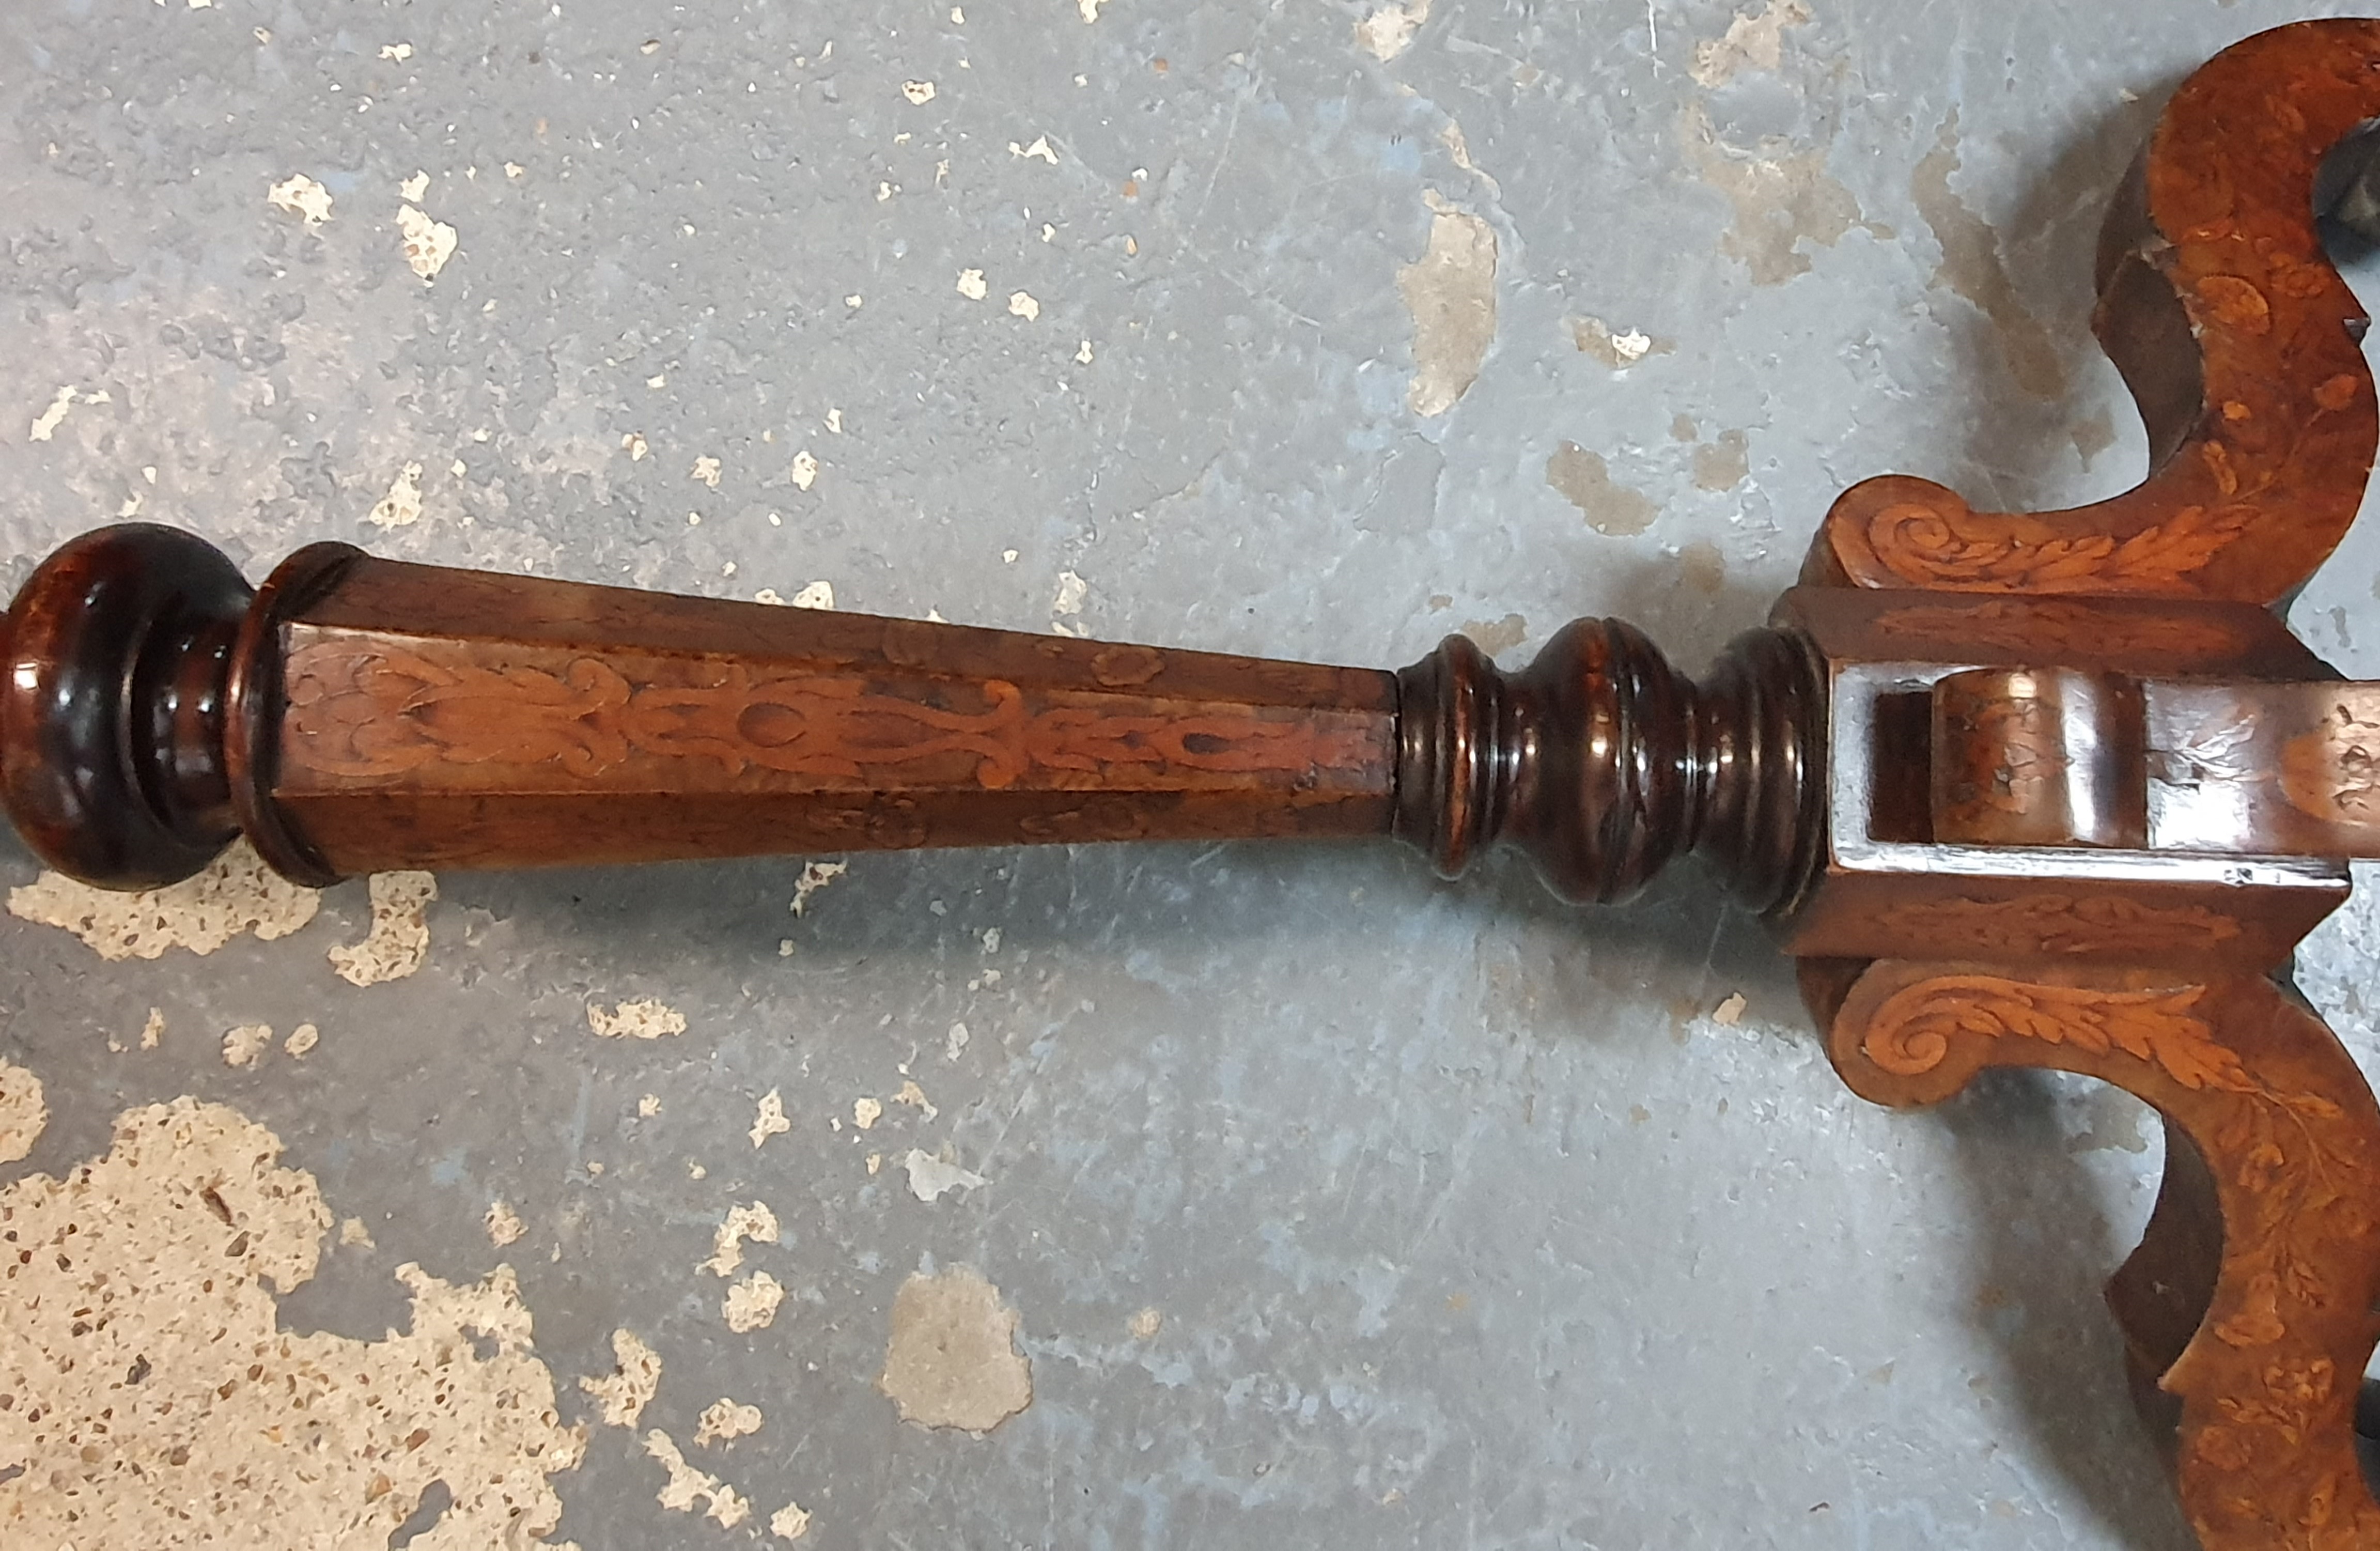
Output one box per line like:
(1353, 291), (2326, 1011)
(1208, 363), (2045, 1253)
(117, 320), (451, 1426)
(6, 1), (2380, 1546)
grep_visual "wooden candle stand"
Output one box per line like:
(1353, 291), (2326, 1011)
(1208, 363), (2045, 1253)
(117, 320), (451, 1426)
(9, 19), (2380, 1548)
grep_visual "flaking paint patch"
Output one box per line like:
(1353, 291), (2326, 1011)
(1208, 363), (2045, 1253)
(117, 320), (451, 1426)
(1569, 316), (1667, 368)
(749, 1089), (790, 1148)
(790, 860), (848, 916)
(221, 1023), (273, 1068)
(643, 1430), (751, 1525)
(8, 840), (320, 960)
(724, 1271), (786, 1332)
(693, 1398), (763, 1447)
(487, 1200), (527, 1247)
(1354, 0), (1430, 61)
(900, 1149), (987, 1203)
(267, 173), (333, 226)
(1547, 443), (1657, 536)
(28, 385), (106, 441)
(705, 1201), (780, 1277)
(1396, 198), (1497, 417)
(771, 1500), (814, 1539)
(878, 1264), (1033, 1431)
(1680, 103), (1873, 286)
(284, 1022), (319, 1057)
(579, 1328), (663, 1426)
(1689, 0), (1812, 87)
(1692, 429), (1751, 491)
(397, 204), (459, 282)
(0, 1098), (586, 1546)
(1457, 613), (1528, 656)
(368, 460), (426, 528)
(328, 870), (437, 985)
(587, 998), (688, 1040)
(0, 1061), (45, 1162)
(1909, 110), (2066, 401)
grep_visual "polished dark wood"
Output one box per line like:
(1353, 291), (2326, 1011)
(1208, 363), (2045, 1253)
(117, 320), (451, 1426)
(9, 18), (2380, 1550)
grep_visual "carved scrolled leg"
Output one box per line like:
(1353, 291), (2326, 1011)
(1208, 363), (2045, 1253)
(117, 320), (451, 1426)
(1813, 960), (2380, 1550)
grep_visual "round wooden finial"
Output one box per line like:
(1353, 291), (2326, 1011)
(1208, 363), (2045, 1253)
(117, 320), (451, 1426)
(0, 524), (255, 889)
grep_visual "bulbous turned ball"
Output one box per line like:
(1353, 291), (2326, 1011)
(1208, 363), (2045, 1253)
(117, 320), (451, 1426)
(1392, 618), (1824, 913)
(0, 524), (254, 888)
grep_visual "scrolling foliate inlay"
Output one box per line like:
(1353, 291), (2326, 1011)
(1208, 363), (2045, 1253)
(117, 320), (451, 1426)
(1856, 499), (2260, 594)
(280, 640), (1385, 792)
(1859, 976), (2259, 1093)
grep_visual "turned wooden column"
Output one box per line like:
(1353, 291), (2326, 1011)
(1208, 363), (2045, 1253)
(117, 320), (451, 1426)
(0, 524), (1826, 904)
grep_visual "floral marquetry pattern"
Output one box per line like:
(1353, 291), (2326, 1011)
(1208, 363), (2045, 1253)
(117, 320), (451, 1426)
(1822, 964), (2380, 1550)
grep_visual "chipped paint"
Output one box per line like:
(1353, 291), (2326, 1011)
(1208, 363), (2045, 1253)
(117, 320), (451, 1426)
(1689, 0), (1812, 87)
(878, 1264), (1033, 1431)
(0, 1099), (585, 1545)
(1396, 198), (1497, 417)
(790, 580), (835, 609)
(789, 448), (819, 489)
(956, 267), (988, 300)
(1570, 315), (1668, 368)
(901, 80), (937, 104)
(893, 1078), (937, 1120)
(704, 1201), (780, 1277)
(1007, 290), (1041, 320)
(221, 1023), (273, 1068)
(27, 385), (106, 442)
(328, 870), (435, 985)
(1077, 0), (1106, 20)
(1457, 613), (1528, 656)
(267, 173), (333, 226)
(1009, 135), (1058, 163)
(1129, 1307), (1163, 1339)
(690, 454), (722, 487)
(852, 1096), (883, 1130)
(1713, 991), (1749, 1026)
(790, 860), (848, 916)
(900, 1149), (987, 1203)
(724, 1271), (786, 1332)
(397, 204), (458, 282)
(0, 1061), (44, 1162)
(580, 1328), (663, 1426)
(694, 1398), (764, 1447)
(399, 169), (430, 201)
(644, 1430), (751, 1525)
(1679, 103), (1873, 286)
(1355, 0), (1431, 62)
(1547, 442), (1657, 536)
(7, 845), (316, 958)
(1910, 110), (2065, 401)
(749, 1089), (791, 1148)
(1052, 569), (1087, 618)
(138, 1008), (165, 1050)
(487, 1200), (527, 1246)
(587, 998), (688, 1040)
(367, 460), (426, 528)
(1692, 429), (1751, 491)
(284, 1022), (320, 1057)
(770, 1501), (814, 1539)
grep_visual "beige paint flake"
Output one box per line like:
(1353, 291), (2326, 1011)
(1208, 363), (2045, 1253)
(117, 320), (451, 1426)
(9, 840), (317, 960)
(1692, 429), (1751, 492)
(1355, 0), (1431, 61)
(724, 1271), (787, 1332)
(790, 579), (835, 609)
(1075, 339), (1095, 364)
(284, 1022), (320, 1058)
(637, 1093), (662, 1118)
(1547, 442), (1657, 536)
(878, 1264), (1033, 1431)
(945, 1021), (971, 1061)
(1052, 569), (1087, 617)
(771, 1501), (814, 1539)
(956, 267), (988, 300)
(1078, 0), (1106, 20)
(901, 80), (937, 104)
(1690, 0), (1812, 87)
(645, 1430), (751, 1525)
(705, 1201), (780, 1277)
(1458, 612), (1528, 656)
(221, 1023), (274, 1069)
(691, 454), (722, 487)
(852, 1096), (883, 1131)
(0, 1061), (45, 1163)
(580, 1328), (663, 1427)
(339, 1215), (376, 1248)
(587, 998), (689, 1040)
(789, 448), (819, 489)
(1680, 102), (1874, 286)
(900, 1149), (987, 1204)
(1910, 110), (2065, 401)
(1396, 198), (1497, 416)
(379, 41), (414, 62)
(749, 1089), (791, 1149)
(790, 859), (848, 916)
(0, 1098), (585, 1547)
(1569, 315), (1668, 368)
(267, 173), (333, 226)
(328, 870), (437, 985)
(1007, 289), (1041, 320)
(694, 1398), (764, 1447)
(622, 430), (649, 460)
(893, 1079), (938, 1120)
(139, 1007), (165, 1049)
(399, 169), (430, 201)
(1129, 1306), (1163, 1340)
(367, 459), (426, 528)
(1713, 991), (1749, 1026)
(397, 203), (459, 281)
(28, 385), (107, 442)
(487, 1199), (527, 1247)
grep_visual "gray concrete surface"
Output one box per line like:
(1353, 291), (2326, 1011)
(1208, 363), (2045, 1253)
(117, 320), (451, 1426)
(6, 1), (2380, 1546)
